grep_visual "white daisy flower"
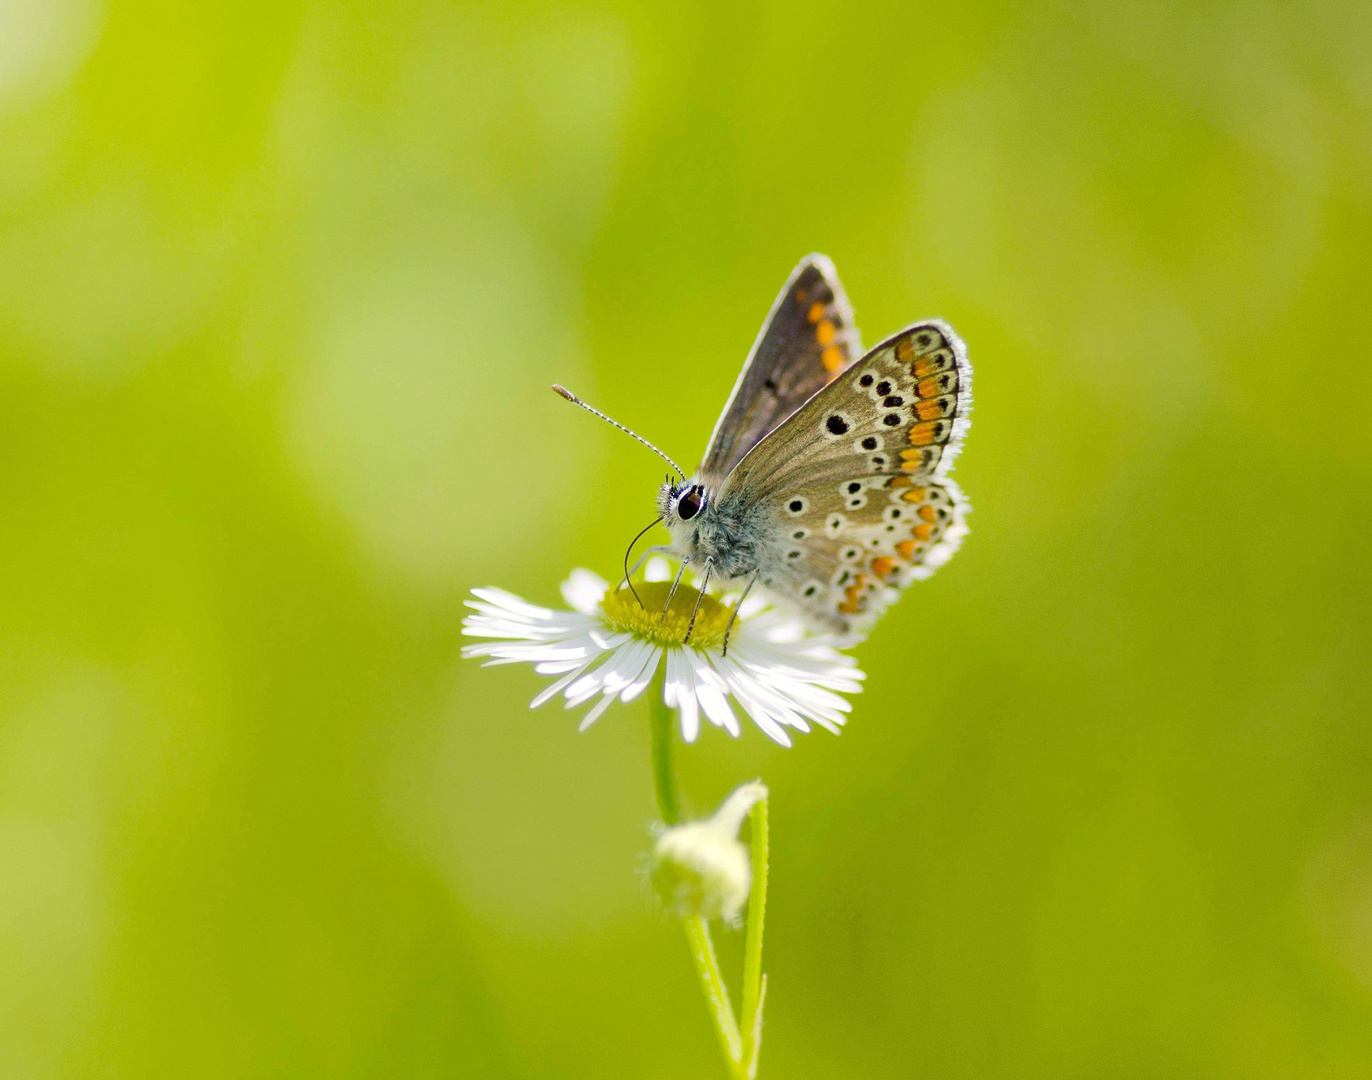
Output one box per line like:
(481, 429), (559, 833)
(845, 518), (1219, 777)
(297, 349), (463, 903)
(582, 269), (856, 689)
(461, 560), (864, 747)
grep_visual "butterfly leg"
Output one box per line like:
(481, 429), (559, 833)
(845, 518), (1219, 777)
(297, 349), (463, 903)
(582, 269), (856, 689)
(720, 571), (759, 657)
(624, 544), (672, 585)
(660, 559), (688, 620)
(682, 557), (715, 645)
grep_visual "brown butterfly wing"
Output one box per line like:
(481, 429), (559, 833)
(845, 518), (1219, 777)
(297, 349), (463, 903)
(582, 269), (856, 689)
(697, 254), (862, 484)
(720, 321), (972, 633)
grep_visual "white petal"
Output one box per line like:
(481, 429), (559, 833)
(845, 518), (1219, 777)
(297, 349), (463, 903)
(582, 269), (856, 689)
(561, 569), (609, 614)
(720, 659), (808, 732)
(532, 655), (600, 675)
(567, 638), (643, 707)
(753, 670), (854, 719)
(662, 648), (681, 709)
(729, 664), (845, 730)
(712, 657), (794, 747)
(467, 588), (559, 621)
(686, 650), (739, 736)
(563, 660), (612, 707)
(738, 591), (769, 618)
(666, 648), (699, 743)
(590, 627), (632, 650)
(577, 690), (618, 731)
(462, 607), (599, 643)
(491, 642), (596, 664)
(645, 556), (671, 582)
(530, 656), (601, 708)
(600, 638), (652, 699)
(619, 646), (662, 703)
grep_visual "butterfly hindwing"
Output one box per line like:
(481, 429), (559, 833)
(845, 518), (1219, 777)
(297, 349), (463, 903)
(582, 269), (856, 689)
(719, 320), (972, 631)
(697, 254), (861, 484)
(766, 476), (968, 630)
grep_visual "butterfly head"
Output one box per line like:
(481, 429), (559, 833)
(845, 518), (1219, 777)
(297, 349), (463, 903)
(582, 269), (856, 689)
(658, 478), (710, 527)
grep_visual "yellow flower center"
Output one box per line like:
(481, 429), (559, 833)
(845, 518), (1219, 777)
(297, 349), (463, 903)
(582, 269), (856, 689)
(600, 580), (737, 650)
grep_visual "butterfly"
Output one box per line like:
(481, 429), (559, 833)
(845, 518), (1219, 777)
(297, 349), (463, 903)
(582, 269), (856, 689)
(559, 254), (971, 639)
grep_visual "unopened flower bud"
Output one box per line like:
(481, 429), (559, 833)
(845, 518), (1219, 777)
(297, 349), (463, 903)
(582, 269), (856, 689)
(651, 781), (768, 923)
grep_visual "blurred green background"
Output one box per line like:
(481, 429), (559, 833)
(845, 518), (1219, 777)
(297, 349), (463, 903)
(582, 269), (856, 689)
(2, 0), (1371, 1076)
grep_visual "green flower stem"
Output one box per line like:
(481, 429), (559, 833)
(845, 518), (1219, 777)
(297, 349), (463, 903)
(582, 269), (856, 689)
(648, 667), (681, 826)
(684, 915), (746, 1077)
(648, 659), (768, 1080)
(740, 795), (769, 1076)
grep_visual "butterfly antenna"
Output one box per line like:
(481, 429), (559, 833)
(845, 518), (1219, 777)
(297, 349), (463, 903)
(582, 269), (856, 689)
(620, 515), (662, 610)
(551, 385), (685, 481)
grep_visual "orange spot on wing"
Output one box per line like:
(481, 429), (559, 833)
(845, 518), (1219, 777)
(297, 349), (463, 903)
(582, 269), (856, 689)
(821, 345), (844, 372)
(841, 575), (874, 611)
(916, 399), (944, 420)
(896, 540), (917, 560)
(871, 556), (895, 579)
(807, 301), (826, 323)
(901, 487), (928, 502)
(900, 448), (935, 472)
(887, 475), (914, 488)
(918, 504), (937, 522)
(816, 320), (836, 345)
(914, 356), (946, 378)
(913, 523), (934, 541)
(908, 421), (939, 446)
(894, 337), (915, 361)
(917, 375), (947, 398)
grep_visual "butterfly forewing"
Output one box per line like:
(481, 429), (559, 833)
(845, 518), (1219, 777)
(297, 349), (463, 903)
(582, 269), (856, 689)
(720, 321), (972, 631)
(697, 254), (862, 484)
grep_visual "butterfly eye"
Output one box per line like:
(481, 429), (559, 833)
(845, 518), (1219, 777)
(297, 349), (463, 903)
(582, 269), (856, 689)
(677, 487), (705, 521)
